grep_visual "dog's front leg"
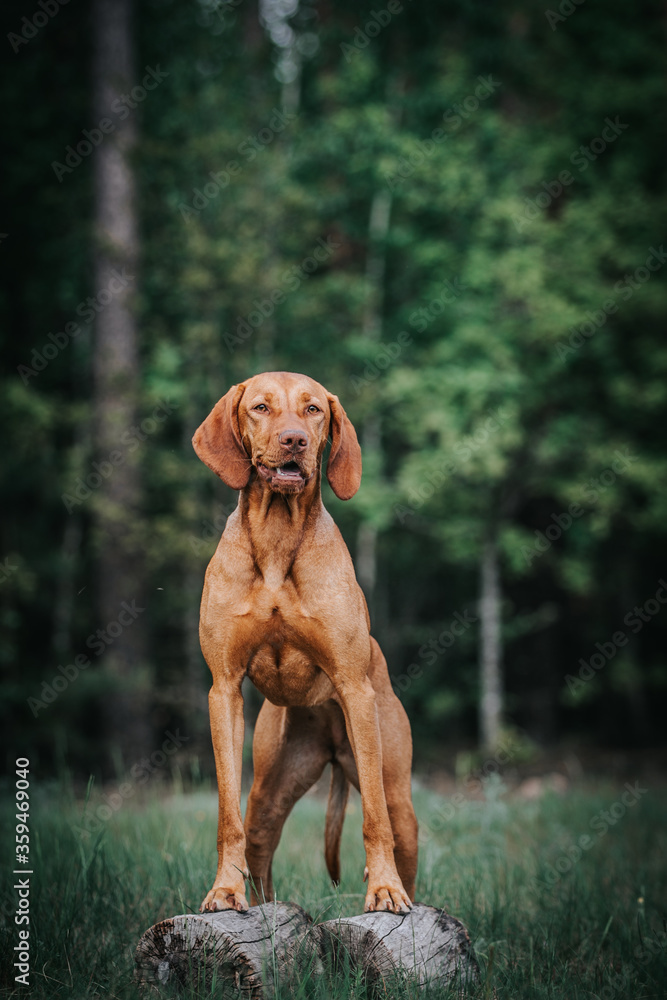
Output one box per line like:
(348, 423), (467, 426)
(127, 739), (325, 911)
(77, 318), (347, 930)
(336, 676), (412, 914)
(200, 679), (249, 912)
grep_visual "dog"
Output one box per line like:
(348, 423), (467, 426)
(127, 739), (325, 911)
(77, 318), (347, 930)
(193, 371), (418, 914)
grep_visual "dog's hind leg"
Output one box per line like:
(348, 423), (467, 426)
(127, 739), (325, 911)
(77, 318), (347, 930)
(244, 701), (330, 904)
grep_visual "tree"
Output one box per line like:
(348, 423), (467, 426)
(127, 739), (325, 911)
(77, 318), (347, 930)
(91, 0), (150, 764)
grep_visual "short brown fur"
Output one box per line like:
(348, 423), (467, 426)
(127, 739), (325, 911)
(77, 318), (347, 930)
(193, 371), (418, 914)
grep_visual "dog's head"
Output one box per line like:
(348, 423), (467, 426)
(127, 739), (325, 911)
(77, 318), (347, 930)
(193, 372), (362, 500)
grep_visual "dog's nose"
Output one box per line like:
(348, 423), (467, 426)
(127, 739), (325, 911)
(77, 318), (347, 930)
(279, 428), (308, 453)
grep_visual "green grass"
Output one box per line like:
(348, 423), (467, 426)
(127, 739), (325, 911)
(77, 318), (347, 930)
(1, 773), (666, 998)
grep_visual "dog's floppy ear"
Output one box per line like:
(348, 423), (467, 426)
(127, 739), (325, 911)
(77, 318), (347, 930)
(326, 393), (362, 500)
(192, 383), (251, 489)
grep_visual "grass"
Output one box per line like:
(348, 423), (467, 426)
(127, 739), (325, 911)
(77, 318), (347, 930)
(1, 772), (666, 998)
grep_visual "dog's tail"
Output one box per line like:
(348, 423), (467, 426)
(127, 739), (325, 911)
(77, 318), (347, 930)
(324, 761), (349, 885)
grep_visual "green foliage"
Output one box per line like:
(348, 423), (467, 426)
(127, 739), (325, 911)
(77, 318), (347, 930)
(2, 0), (667, 768)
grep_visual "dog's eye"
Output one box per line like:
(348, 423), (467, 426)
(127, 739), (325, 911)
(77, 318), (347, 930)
(306, 405), (320, 414)
(253, 404), (268, 412)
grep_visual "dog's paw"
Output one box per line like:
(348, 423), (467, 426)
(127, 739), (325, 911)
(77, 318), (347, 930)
(363, 867), (412, 914)
(200, 886), (249, 913)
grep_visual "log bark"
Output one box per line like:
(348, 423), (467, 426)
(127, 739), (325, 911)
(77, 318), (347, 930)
(134, 902), (318, 997)
(316, 902), (479, 991)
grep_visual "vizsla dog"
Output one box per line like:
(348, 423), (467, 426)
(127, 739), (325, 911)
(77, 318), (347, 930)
(193, 372), (418, 914)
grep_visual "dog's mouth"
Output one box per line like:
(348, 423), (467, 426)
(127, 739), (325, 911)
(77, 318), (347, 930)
(256, 460), (308, 491)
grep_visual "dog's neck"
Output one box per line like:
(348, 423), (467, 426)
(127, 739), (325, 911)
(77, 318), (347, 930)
(239, 468), (324, 587)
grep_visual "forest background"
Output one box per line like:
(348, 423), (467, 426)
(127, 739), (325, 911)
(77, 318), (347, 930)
(2, 0), (666, 784)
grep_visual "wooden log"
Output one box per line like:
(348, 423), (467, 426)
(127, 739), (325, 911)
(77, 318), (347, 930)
(134, 901), (318, 997)
(316, 902), (480, 992)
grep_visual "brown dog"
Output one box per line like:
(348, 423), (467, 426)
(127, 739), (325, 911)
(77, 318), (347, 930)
(193, 371), (418, 914)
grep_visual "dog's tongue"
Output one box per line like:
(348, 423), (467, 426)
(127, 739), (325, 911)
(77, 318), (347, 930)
(274, 462), (303, 481)
(257, 461), (304, 483)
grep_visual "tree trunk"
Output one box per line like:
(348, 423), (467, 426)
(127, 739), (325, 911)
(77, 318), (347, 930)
(356, 518), (378, 609)
(362, 188), (392, 341)
(317, 902), (479, 991)
(51, 516), (83, 659)
(134, 902), (318, 997)
(355, 189), (392, 616)
(259, 0), (302, 115)
(355, 418), (380, 605)
(479, 538), (503, 751)
(92, 0), (150, 766)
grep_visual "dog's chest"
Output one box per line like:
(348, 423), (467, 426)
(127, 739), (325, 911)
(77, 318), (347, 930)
(234, 570), (335, 705)
(246, 640), (334, 707)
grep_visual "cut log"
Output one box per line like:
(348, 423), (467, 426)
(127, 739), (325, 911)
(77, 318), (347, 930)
(134, 901), (318, 997)
(316, 902), (480, 991)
